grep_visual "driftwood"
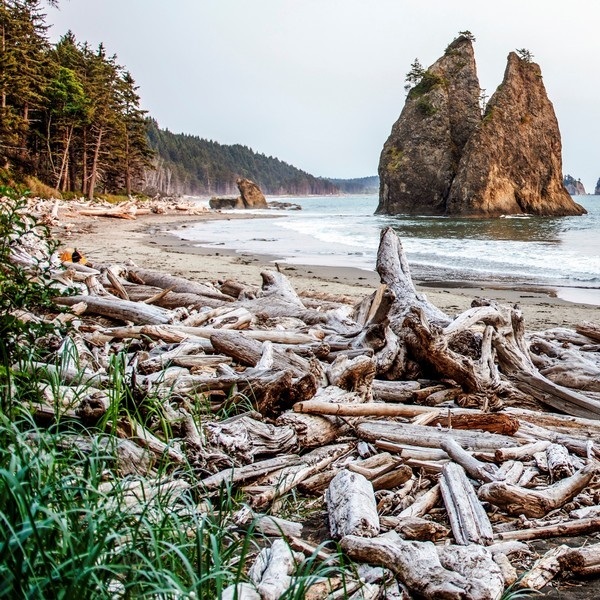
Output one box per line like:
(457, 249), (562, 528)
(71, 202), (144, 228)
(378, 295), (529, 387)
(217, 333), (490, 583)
(479, 463), (598, 518)
(440, 463), (494, 546)
(13, 204), (600, 597)
(326, 470), (380, 539)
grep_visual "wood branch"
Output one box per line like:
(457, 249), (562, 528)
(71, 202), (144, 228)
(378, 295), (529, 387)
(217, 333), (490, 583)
(248, 443), (351, 508)
(496, 517), (600, 541)
(440, 438), (500, 483)
(249, 538), (303, 600)
(56, 294), (172, 325)
(479, 463), (598, 518)
(440, 463), (494, 546)
(397, 484), (441, 518)
(495, 440), (551, 462)
(210, 330), (310, 377)
(128, 267), (232, 301)
(326, 469), (380, 539)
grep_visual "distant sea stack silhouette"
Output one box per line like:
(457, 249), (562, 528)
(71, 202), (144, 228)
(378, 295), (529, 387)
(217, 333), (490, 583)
(376, 37), (586, 217)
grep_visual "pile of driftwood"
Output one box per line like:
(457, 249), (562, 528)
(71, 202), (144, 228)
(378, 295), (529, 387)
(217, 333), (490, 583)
(14, 218), (600, 599)
(27, 196), (210, 225)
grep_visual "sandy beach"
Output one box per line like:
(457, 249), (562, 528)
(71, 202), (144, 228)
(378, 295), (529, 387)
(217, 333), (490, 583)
(56, 209), (600, 332)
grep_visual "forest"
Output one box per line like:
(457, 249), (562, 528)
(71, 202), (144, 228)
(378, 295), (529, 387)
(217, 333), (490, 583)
(0, 0), (376, 198)
(0, 0), (153, 198)
(144, 121), (340, 196)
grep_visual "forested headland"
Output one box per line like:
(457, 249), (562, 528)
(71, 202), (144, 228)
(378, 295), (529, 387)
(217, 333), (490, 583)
(0, 1), (374, 198)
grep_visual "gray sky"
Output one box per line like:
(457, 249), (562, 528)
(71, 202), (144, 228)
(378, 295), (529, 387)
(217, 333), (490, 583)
(48, 0), (600, 190)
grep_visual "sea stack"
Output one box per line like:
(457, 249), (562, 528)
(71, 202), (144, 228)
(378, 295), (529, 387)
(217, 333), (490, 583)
(376, 35), (481, 215)
(237, 178), (268, 209)
(377, 38), (586, 217)
(447, 52), (585, 216)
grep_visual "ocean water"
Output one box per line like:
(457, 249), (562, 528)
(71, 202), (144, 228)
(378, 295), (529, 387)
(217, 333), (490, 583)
(173, 194), (600, 302)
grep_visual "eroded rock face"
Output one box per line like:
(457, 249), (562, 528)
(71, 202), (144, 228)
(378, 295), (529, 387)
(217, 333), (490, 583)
(376, 36), (481, 215)
(237, 178), (268, 209)
(447, 53), (585, 216)
(377, 40), (586, 217)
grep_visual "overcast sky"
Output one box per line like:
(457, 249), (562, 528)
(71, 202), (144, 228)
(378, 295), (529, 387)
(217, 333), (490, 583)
(47, 0), (600, 190)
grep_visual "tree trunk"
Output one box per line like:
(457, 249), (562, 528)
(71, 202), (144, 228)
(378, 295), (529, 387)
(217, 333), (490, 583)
(87, 126), (103, 200)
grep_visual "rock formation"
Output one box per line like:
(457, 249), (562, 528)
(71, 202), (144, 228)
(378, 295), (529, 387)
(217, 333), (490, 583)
(448, 53), (585, 216)
(236, 178), (268, 208)
(563, 175), (586, 195)
(376, 36), (481, 215)
(596, 178), (600, 196)
(209, 178), (268, 210)
(377, 39), (586, 217)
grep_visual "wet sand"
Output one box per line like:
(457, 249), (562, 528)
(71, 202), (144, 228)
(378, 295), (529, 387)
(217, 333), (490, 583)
(56, 210), (600, 331)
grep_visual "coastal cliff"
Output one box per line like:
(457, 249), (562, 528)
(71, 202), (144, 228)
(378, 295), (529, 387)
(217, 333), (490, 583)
(376, 36), (481, 215)
(377, 39), (586, 217)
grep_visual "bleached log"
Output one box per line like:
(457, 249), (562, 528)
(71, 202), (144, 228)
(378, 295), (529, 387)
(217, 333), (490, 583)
(558, 542), (600, 575)
(341, 535), (470, 600)
(356, 421), (517, 452)
(437, 545), (504, 600)
(327, 354), (376, 400)
(249, 538), (303, 600)
(371, 380), (421, 402)
(277, 412), (351, 448)
(380, 516), (449, 541)
(478, 463), (598, 518)
(376, 227), (449, 327)
(493, 322), (600, 419)
(115, 417), (185, 464)
(506, 406), (600, 436)
(205, 415), (297, 461)
(210, 330), (312, 377)
(440, 438), (500, 483)
(375, 441), (449, 462)
(56, 294), (172, 325)
(201, 455), (300, 490)
(545, 443), (574, 481)
(128, 267), (232, 301)
(519, 545), (569, 590)
(440, 463), (494, 546)
(326, 470), (380, 539)
(233, 506), (303, 538)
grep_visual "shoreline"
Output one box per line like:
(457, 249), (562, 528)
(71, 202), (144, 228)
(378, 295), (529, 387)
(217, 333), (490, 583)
(56, 210), (600, 331)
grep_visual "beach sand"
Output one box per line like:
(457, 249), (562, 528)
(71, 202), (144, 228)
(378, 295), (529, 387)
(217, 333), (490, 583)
(56, 209), (600, 331)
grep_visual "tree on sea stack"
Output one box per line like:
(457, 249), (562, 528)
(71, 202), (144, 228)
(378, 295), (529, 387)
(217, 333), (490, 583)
(377, 34), (586, 217)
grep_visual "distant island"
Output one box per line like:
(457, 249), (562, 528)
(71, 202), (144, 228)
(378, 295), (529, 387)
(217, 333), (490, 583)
(563, 175), (586, 195)
(377, 34), (586, 217)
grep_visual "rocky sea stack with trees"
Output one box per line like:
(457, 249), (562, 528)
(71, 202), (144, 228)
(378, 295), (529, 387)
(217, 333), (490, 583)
(377, 34), (586, 217)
